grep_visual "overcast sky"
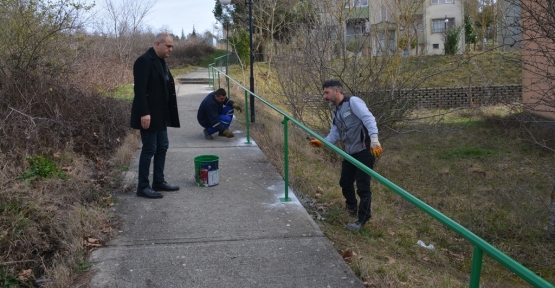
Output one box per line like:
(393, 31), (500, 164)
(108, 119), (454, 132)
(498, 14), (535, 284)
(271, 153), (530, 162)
(88, 0), (220, 37)
(148, 0), (218, 36)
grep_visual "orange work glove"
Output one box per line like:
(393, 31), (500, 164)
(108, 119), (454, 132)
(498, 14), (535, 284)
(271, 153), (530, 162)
(370, 137), (382, 158)
(309, 138), (323, 148)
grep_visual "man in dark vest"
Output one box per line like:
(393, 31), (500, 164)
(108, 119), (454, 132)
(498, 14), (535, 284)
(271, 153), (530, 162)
(310, 79), (383, 231)
(129, 33), (180, 199)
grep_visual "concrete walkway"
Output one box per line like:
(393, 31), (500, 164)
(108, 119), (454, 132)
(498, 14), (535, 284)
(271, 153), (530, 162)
(89, 69), (364, 288)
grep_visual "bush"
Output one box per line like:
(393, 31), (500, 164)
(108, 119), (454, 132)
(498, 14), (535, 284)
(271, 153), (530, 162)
(445, 25), (463, 55)
(170, 38), (216, 68)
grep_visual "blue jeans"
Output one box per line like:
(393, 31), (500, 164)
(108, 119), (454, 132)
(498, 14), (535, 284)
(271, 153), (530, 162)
(138, 130), (169, 188)
(340, 149), (375, 223)
(206, 106), (234, 134)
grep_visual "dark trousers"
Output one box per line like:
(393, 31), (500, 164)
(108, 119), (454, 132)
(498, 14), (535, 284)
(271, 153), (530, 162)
(138, 129), (169, 188)
(340, 149), (375, 223)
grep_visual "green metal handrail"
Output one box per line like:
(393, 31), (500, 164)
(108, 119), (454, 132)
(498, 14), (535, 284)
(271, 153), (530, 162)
(208, 65), (554, 288)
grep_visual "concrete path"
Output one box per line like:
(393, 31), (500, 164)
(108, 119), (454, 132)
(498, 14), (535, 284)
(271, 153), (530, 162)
(89, 69), (364, 288)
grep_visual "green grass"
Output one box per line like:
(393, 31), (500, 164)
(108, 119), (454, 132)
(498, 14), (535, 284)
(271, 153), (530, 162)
(199, 49), (228, 67)
(110, 66), (204, 101)
(439, 147), (498, 160)
(111, 84), (134, 101)
(404, 51), (522, 88)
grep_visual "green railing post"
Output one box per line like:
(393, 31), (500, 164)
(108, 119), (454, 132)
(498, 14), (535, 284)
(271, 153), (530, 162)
(227, 74), (231, 98)
(208, 64), (213, 87)
(469, 246), (484, 287)
(217, 70), (220, 89)
(212, 65), (217, 88)
(244, 90), (251, 144)
(280, 117), (292, 202)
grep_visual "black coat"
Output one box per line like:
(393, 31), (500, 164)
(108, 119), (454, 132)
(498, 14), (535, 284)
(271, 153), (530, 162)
(197, 91), (235, 133)
(130, 47), (180, 130)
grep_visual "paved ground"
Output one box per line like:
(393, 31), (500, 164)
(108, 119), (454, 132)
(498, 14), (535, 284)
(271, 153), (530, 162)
(89, 68), (364, 288)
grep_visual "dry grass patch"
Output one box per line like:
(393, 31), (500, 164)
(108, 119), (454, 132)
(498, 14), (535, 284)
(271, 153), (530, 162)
(224, 64), (554, 286)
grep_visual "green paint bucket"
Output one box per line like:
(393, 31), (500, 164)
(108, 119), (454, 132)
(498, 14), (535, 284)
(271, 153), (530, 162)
(194, 155), (219, 187)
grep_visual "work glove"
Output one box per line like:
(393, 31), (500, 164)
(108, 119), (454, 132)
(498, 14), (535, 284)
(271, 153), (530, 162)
(309, 138), (323, 148)
(222, 129), (234, 138)
(232, 103), (242, 113)
(370, 137), (382, 158)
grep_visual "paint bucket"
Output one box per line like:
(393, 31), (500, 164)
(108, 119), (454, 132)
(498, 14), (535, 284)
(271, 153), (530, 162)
(194, 155), (219, 187)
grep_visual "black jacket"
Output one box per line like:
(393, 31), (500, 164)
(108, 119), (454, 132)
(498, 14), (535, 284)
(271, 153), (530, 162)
(197, 91), (235, 132)
(130, 47), (180, 130)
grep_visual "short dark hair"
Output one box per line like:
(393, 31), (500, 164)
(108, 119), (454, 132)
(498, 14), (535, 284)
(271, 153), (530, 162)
(322, 79), (343, 93)
(215, 88), (226, 97)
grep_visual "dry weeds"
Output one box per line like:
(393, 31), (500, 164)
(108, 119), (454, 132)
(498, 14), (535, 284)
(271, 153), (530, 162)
(224, 65), (555, 287)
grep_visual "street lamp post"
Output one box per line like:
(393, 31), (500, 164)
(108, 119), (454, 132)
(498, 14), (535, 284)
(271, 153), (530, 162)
(225, 21), (229, 76)
(219, 0), (255, 123)
(444, 16), (449, 51)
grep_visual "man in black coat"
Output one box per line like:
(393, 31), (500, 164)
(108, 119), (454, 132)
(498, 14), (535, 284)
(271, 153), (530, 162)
(130, 32), (180, 199)
(197, 88), (242, 140)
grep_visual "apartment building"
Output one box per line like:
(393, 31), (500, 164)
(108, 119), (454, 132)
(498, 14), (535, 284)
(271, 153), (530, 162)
(332, 0), (464, 55)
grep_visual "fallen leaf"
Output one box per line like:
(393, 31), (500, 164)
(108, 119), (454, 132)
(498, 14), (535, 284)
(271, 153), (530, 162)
(53, 151), (61, 158)
(316, 186), (324, 194)
(84, 237), (101, 247)
(18, 269), (33, 281)
(315, 203), (327, 212)
(387, 228), (395, 236)
(315, 192), (323, 198)
(385, 256), (396, 266)
(342, 249), (353, 259)
(102, 225), (113, 233)
(442, 248), (465, 261)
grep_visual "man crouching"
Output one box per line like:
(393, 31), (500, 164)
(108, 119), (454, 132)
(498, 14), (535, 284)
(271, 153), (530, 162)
(197, 88), (242, 140)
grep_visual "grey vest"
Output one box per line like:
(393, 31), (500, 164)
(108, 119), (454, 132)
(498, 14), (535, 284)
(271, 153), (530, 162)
(333, 96), (370, 155)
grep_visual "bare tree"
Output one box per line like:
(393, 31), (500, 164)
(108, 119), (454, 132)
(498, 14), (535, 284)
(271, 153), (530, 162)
(93, 0), (157, 69)
(272, 0), (438, 140)
(465, 0), (497, 51)
(381, 0), (426, 56)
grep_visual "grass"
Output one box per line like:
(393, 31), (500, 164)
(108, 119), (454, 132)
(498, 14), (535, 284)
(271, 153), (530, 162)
(403, 51), (522, 88)
(110, 66), (201, 101)
(220, 52), (555, 287)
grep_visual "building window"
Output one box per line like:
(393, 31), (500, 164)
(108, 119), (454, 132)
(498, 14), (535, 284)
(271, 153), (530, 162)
(346, 19), (368, 36)
(432, 18), (454, 33)
(346, 0), (369, 7)
(432, 0), (453, 3)
(433, 44), (439, 49)
(376, 30), (396, 56)
(380, 7), (388, 22)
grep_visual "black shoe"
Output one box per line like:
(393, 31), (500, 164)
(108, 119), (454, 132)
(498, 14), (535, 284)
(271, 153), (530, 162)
(152, 181), (180, 191)
(203, 129), (213, 140)
(137, 187), (163, 199)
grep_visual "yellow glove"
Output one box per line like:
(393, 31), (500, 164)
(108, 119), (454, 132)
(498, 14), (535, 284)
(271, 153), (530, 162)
(232, 103), (242, 113)
(222, 129), (235, 138)
(370, 137), (382, 158)
(309, 138), (323, 148)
